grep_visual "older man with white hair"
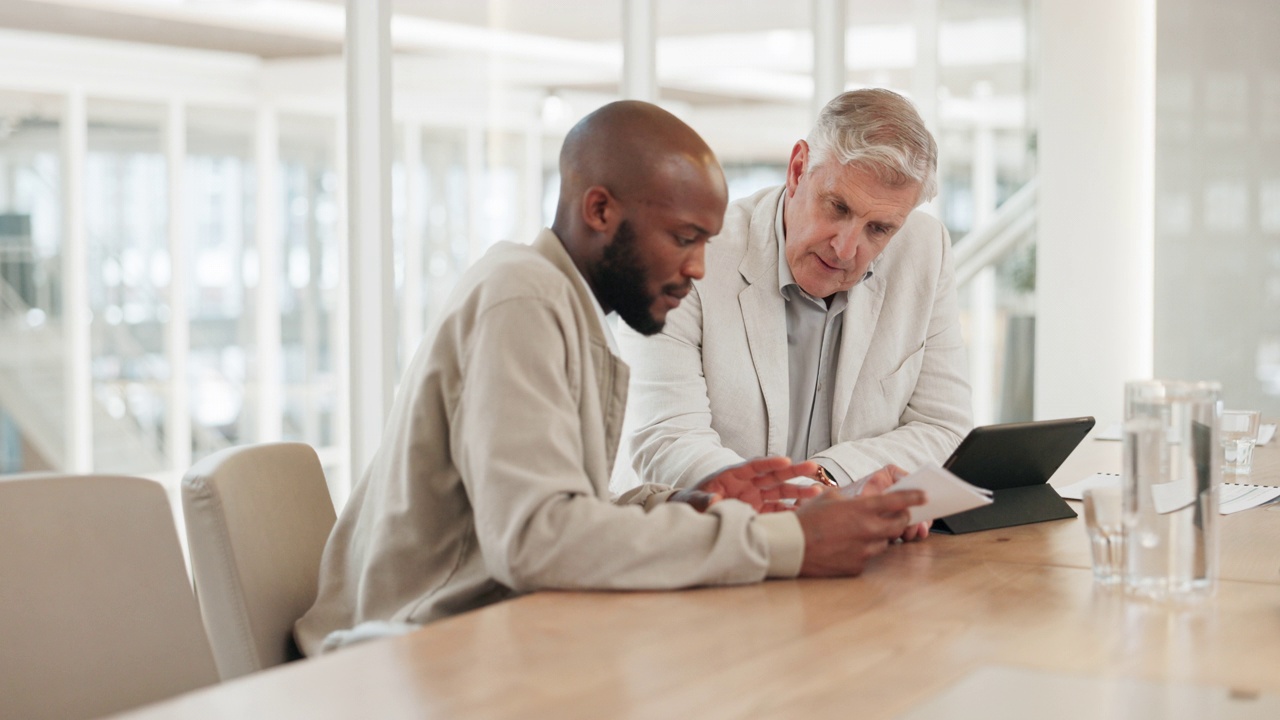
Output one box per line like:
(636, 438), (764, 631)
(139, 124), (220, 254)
(620, 89), (973, 540)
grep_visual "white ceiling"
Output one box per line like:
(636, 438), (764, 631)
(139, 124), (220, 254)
(0, 0), (1032, 152)
(0, 0), (1028, 58)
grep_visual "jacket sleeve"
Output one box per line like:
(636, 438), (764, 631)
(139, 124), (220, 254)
(451, 297), (803, 592)
(618, 284), (752, 489)
(815, 222), (973, 484)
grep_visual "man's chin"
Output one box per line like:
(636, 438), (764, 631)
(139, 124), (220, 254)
(619, 310), (664, 336)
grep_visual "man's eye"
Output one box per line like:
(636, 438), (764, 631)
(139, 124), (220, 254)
(675, 235), (696, 246)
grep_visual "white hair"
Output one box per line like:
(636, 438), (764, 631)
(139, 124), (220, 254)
(806, 89), (938, 204)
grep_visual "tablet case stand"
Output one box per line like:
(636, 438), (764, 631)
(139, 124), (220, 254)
(929, 416), (1093, 535)
(931, 484), (1076, 534)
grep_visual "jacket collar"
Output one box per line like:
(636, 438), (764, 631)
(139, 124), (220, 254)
(533, 228), (613, 351)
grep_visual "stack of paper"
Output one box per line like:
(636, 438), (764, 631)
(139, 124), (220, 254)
(1094, 422), (1276, 444)
(1057, 473), (1280, 515)
(880, 465), (994, 524)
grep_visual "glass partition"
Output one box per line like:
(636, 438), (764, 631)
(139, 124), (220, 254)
(279, 114), (341, 451)
(0, 95), (62, 473)
(85, 100), (169, 474)
(186, 107), (255, 461)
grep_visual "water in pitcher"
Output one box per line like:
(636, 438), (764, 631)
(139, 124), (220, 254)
(1122, 381), (1220, 602)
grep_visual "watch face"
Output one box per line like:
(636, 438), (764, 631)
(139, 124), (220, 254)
(817, 467), (836, 486)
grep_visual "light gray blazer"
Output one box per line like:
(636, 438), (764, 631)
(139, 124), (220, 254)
(620, 186), (973, 488)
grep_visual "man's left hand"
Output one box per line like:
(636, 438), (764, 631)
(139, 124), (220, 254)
(669, 457), (823, 513)
(857, 464), (930, 541)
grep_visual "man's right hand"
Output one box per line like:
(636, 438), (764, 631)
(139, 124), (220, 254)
(794, 466), (926, 577)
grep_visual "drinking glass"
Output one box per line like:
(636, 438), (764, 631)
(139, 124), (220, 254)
(1082, 486), (1124, 586)
(1219, 409), (1261, 475)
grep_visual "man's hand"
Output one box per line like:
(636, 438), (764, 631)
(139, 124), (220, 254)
(855, 465), (930, 542)
(669, 457), (824, 513)
(794, 469), (927, 577)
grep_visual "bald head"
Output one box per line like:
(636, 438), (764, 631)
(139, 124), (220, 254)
(550, 100), (727, 336)
(552, 100), (727, 244)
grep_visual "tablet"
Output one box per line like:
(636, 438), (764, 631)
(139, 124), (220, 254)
(942, 416), (1096, 490)
(932, 416), (1095, 534)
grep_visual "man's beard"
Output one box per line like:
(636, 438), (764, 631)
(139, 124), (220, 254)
(592, 220), (686, 336)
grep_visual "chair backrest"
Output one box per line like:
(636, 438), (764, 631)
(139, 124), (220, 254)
(0, 474), (219, 720)
(182, 442), (337, 680)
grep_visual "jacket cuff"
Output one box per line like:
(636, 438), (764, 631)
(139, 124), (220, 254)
(613, 483), (678, 509)
(754, 511), (804, 578)
(641, 488), (678, 511)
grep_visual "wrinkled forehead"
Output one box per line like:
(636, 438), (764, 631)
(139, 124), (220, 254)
(815, 159), (923, 209)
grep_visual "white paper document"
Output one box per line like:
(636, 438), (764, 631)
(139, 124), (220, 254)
(880, 465), (994, 524)
(1259, 423), (1276, 445)
(1057, 473), (1280, 515)
(1096, 422), (1274, 444)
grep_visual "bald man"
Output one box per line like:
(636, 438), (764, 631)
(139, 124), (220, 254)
(295, 102), (925, 655)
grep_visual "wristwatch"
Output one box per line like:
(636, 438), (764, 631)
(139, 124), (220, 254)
(814, 465), (838, 487)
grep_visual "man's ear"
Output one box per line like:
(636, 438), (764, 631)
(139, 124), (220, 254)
(785, 140), (809, 197)
(581, 185), (620, 234)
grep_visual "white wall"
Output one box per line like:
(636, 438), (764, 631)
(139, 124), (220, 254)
(1152, 0), (1280, 414)
(1035, 0), (1155, 423)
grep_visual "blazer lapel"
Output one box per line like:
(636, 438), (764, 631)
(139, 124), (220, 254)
(738, 189), (790, 456)
(831, 270), (885, 439)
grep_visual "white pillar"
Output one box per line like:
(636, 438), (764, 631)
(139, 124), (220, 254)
(969, 82), (997, 426)
(912, 0), (940, 132)
(621, 0), (657, 102)
(523, 125), (543, 241)
(465, 126), (484, 265)
(401, 121), (423, 366)
(165, 98), (191, 472)
(61, 88), (92, 473)
(971, 83), (997, 226)
(1036, 0), (1155, 422)
(812, 0), (846, 120)
(345, 0), (396, 478)
(254, 106), (282, 441)
(331, 109), (352, 508)
(969, 268), (996, 426)
(913, 0), (941, 218)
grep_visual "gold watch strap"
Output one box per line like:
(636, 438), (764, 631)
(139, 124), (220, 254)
(814, 465), (837, 487)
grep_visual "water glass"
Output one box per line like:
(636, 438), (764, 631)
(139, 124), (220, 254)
(1082, 486), (1124, 586)
(1219, 409), (1260, 475)
(1122, 379), (1221, 602)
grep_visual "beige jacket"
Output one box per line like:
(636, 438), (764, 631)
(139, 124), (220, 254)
(620, 186), (973, 489)
(295, 229), (803, 656)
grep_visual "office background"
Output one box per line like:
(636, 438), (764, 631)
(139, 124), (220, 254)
(0, 0), (1273, 521)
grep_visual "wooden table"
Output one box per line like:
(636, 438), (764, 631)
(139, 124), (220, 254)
(114, 436), (1280, 719)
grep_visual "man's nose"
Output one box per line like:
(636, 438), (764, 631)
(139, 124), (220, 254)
(832, 226), (861, 262)
(683, 245), (706, 280)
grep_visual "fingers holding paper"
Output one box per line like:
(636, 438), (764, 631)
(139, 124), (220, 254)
(857, 464), (909, 496)
(794, 488), (927, 577)
(857, 465), (930, 541)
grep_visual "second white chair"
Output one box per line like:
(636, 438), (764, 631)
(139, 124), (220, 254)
(182, 441), (337, 680)
(0, 473), (218, 720)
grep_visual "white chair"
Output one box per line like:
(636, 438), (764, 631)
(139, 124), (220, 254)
(0, 474), (219, 720)
(182, 442), (337, 680)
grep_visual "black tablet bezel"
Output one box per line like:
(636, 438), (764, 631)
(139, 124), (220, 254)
(941, 416), (1096, 492)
